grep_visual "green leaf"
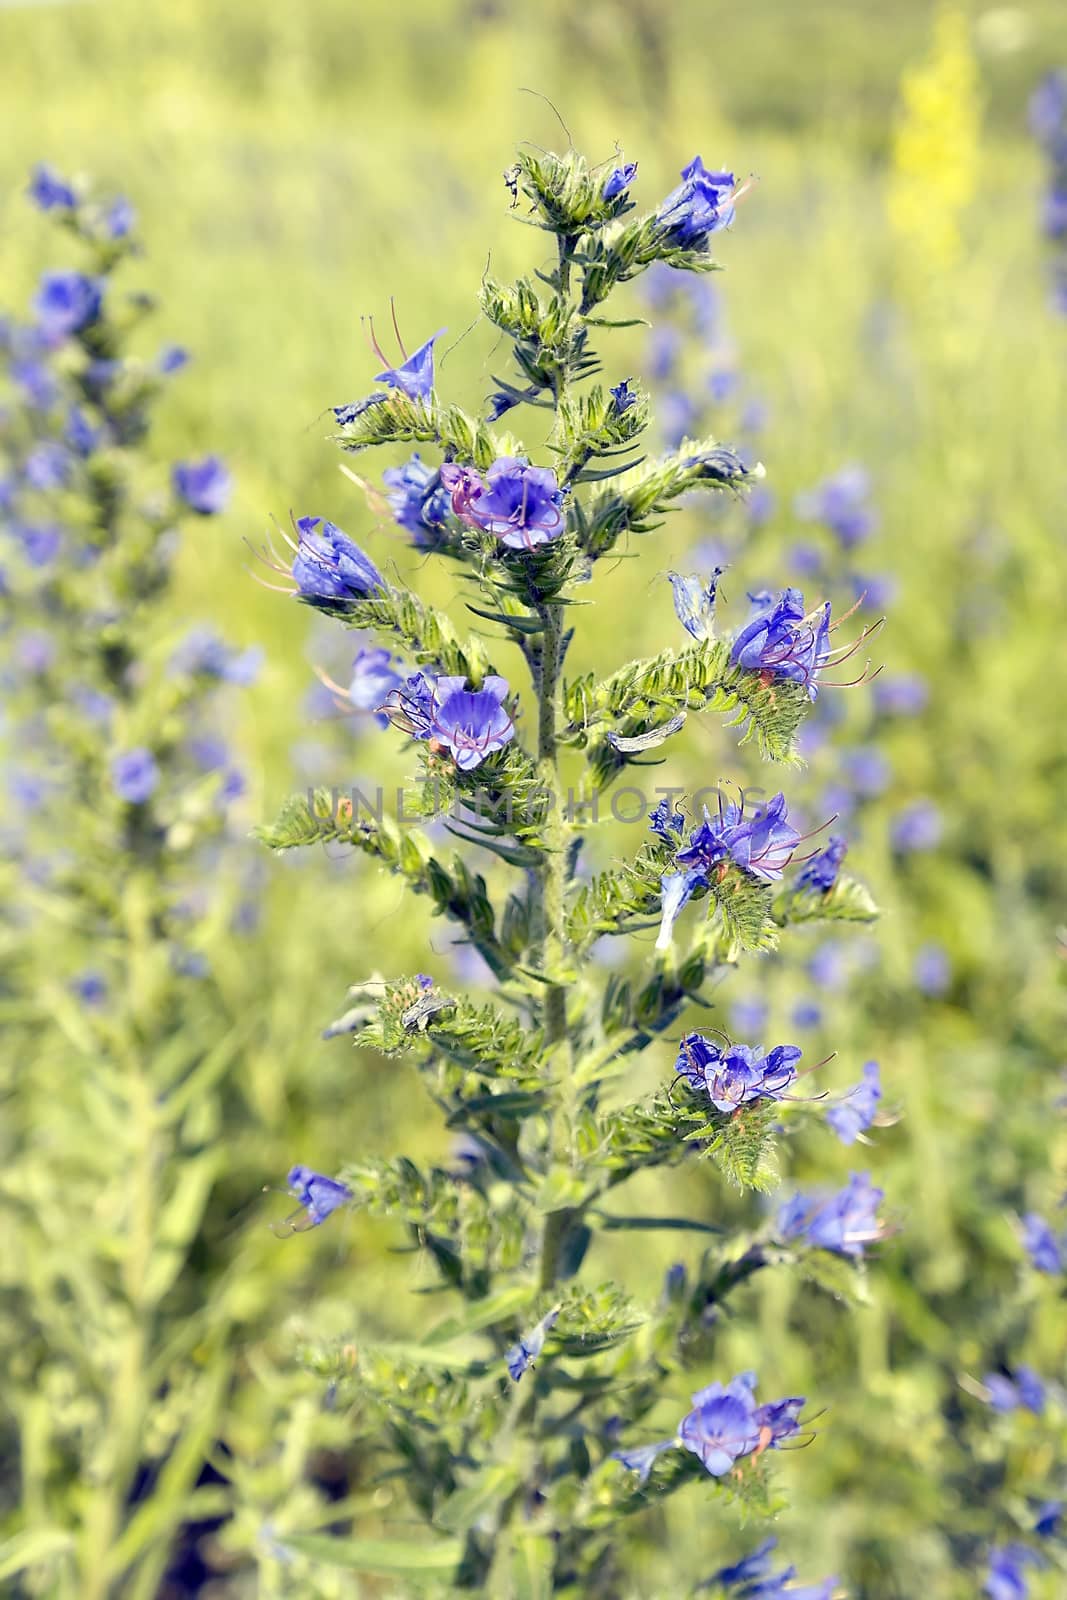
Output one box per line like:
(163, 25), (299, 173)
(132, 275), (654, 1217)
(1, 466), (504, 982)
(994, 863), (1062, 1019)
(435, 1463), (522, 1533)
(509, 1531), (555, 1600)
(278, 1532), (462, 1577)
(534, 1166), (590, 1214)
(423, 1284), (539, 1346)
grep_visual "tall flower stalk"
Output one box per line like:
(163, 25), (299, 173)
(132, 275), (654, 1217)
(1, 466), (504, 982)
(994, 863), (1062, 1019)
(257, 145), (883, 1593)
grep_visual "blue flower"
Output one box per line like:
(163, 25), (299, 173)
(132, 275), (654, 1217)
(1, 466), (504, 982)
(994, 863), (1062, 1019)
(648, 797), (685, 840)
(675, 1033), (801, 1114)
(826, 1061), (881, 1145)
(711, 1539), (778, 1587)
(1021, 1212), (1063, 1273)
(1014, 1367), (1046, 1414)
(891, 800), (942, 853)
(731, 587), (831, 700)
(676, 791), (801, 884)
(795, 834), (846, 894)
(427, 674), (515, 770)
(730, 995), (769, 1035)
(654, 866), (708, 951)
(15, 630), (56, 674)
(669, 569), (720, 642)
(678, 1375), (761, 1476)
(111, 748), (159, 804)
(778, 1172), (884, 1258)
(610, 1438), (675, 1484)
(381, 670), (437, 739)
(382, 452), (450, 546)
(441, 456), (565, 550)
(34, 271), (103, 340)
(172, 456), (232, 515)
(348, 647), (405, 722)
(505, 1307), (559, 1381)
(285, 1165), (353, 1227)
(602, 162), (637, 201)
(291, 516), (386, 603)
(647, 324), (681, 381)
(610, 377), (637, 412)
(28, 163), (76, 211)
(374, 328), (445, 400)
(984, 1545), (1038, 1600)
(656, 156), (738, 248)
(661, 389), (697, 448)
(796, 465), (876, 549)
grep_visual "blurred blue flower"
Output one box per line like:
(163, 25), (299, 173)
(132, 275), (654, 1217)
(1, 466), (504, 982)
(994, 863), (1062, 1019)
(660, 388), (697, 447)
(172, 456), (232, 515)
(1021, 1212), (1063, 1273)
(34, 270), (103, 340)
(170, 627), (262, 684)
(158, 345), (190, 374)
(647, 324), (681, 381)
(28, 163), (76, 211)
(291, 516), (386, 603)
(874, 673), (928, 716)
(984, 1545), (1038, 1600)
(891, 800), (942, 853)
(1033, 1501), (1062, 1537)
(778, 1172), (884, 1258)
(914, 942), (951, 996)
(111, 748), (159, 804)
(1029, 69), (1067, 150)
(348, 646), (405, 723)
(24, 441), (70, 490)
(104, 196), (135, 239)
(729, 995), (769, 1035)
(826, 1061), (881, 1145)
(611, 1438), (675, 1484)
(796, 465), (876, 549)
(15, 630), (56, 674)
(840, 745), (891, 797)
(17, 524), (63, 567)
(66, 405), (100, 456)
(12, 357), (59, 410)
(791, 1001), (823, 1029)
(71, 969), (108, 1007)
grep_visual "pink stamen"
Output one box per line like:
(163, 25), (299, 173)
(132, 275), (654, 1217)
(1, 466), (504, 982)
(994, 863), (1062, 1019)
(389, 296), (408, 360)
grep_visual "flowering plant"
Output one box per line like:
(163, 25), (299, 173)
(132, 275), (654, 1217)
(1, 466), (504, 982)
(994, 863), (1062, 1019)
(256, 144), (886, 1592)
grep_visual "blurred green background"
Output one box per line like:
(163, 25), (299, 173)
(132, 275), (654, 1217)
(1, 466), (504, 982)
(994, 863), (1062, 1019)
(2, 0), (1066, 1594)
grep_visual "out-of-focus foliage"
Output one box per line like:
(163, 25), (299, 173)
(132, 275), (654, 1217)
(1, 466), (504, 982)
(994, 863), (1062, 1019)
(0, 0), (1065, 1595)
